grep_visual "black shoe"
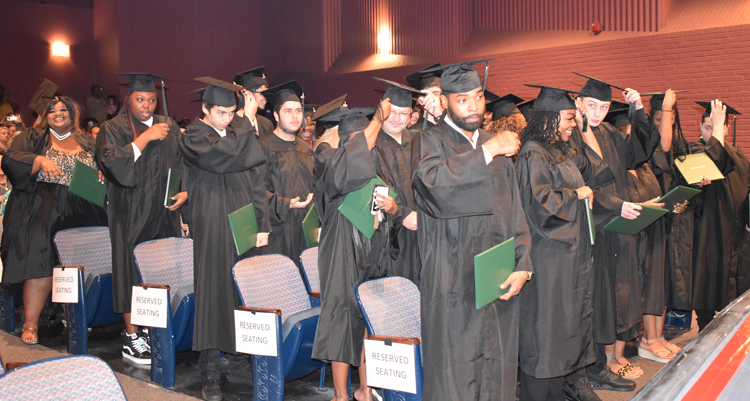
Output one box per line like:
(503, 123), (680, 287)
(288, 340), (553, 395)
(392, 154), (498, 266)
(202, 378), (223, 401)
(586, 369), (635, 392)
(565, 377), (602, 401)
(226, 367), (253, 384)
(122, 333), (151, 365)
(140, 329), (151, 351)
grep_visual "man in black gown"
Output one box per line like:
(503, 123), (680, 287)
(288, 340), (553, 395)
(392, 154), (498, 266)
(405, 64), (444, 129)
(233, 66), (275, 137)
(257, 81), (315, 266)
(179, 78), (270, 401)
(410, 61), (533, 401)
(372, 78), (422, 285)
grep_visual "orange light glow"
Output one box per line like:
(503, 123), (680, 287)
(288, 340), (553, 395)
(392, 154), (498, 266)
(51, 42), (70, 57)
(377, 29), (391, 54)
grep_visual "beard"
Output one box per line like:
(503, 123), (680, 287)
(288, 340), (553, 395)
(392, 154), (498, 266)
(448, 107), (483, 132)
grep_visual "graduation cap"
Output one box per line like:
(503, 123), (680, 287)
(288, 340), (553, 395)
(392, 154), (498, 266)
(405, 63), (441, 90)
(484, 90), (500, 104)
(422, 59), (494, 95)
(486, 93), (525, 121)
(193, 77), (243, 107)
(573, 72), (625, 103)
(260, 80), (307, 111)
(29, 78), (59, 115)
(234, 66), (267, 92)
(116, 73), (165, 92)
(604, 100), (631, 128)
(645, 91), (690, 111)
(518, 98), (535, 120)
(313, 94), (347, 121)
(318, 107), (374, 136)
(524, 85), (586, 112)
(374, 77), (422, 108)
(695, 101), (741, 116)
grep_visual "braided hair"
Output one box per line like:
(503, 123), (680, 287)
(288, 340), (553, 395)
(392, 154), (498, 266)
(520, 110), (569, 153)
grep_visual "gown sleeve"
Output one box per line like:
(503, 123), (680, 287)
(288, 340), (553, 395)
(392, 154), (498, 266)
(625, 108), (661, 170)
(96, 118), (138, 187)
(410, 130), (493, 218)
(3, 128), (45, 192)
(316, 131), (376, 199)
(516, 148), (579, 225)
(573, 143), (615, 189)
(180, 116), (265, 174)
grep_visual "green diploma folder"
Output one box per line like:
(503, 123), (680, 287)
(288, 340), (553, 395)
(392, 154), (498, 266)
(338, 177), (397, 239)
(675, 152), (725, 185)
(227, 203), (258, 255)
(69, 161), (105, 207)
(602, 204), (668, 236)
(474, 237), (515, 309)
(163, 168), (183, 207)
(585, 198), (595, 245)
(302, 203), (321, 248)
(657, 185), (701, 212)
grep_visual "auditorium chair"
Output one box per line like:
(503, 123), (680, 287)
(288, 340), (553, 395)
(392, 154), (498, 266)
(133, 237), (195, 388)
(298, 247), (321, 307)
(232, 254), (326, 401)
(356, 276), (423, 401)
(53, 226), (123, 355)
(0, 354), (126, 400)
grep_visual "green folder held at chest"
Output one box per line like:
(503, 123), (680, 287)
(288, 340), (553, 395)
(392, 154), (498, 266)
(163, 168), (182, 207)
(302, 203), (320, 248)
(474, 237), (515, 309)
(228, 203), (258, 255)
(674, 152), (725, 185)
(602, 204), (668, 236)
(68, 161), (105, 207)
(338, 177), (397, 239)
(657, 185), (701, 212)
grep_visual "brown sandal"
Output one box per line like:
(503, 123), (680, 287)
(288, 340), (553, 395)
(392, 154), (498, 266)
(21, 327), (39, 345)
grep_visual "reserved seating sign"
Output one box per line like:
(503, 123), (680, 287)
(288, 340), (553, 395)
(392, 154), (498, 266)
(52, 266), (79, 303)
(364, 338), (418, 394)
(130, 286), (168, 328)
(234, 309), (278, 357)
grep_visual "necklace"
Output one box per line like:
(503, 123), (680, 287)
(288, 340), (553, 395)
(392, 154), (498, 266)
(0, 178), (8, 190)
(50, 128), (72, 141)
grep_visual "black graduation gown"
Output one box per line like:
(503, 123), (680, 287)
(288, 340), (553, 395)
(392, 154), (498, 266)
(571, 110), (660, 343)
(257, 133), (315, 266)
(626, 164), (667, 315)
(311, 132), (390, 366)
(690, 137), (750, 311)
(649, 141), (694, 311)
(411, 122), (533, 401)
(179, 117), (270, 353)
(1, 129), (108, 283)
(256, 115), (275, 137)
(96, 114), (184, 313)
(515, 141), (613, 379)
(373, 129), (420, 285)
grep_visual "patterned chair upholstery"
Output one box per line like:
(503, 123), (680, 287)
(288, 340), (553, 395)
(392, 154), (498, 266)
(0, 355), (126, 400)
(357, 276), (423, 401)
(232, 254), (326, 401)
(133, 237), (194, 388)
(54, 226), (123, 354)
(298, 247), (321, 307)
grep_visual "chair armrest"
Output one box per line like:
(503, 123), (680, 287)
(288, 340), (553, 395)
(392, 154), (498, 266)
(368, 335), (420, 345)
(137, 283), (171, 291)
(55, 265), (84, 271)
(239, 306), (282, 316)
(309, 291), (320, 298)
(5, 362), (26, 371)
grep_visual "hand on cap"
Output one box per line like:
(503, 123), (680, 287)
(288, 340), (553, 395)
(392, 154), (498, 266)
(419, 91), (442, 118)
(574, 97), (587, 128)
(242, 90), (258, 120)
(623, 88), (643, 110)
(376, 98), (392, 124)
(710, 99), (727, 132)
(662, 89), (677, 111)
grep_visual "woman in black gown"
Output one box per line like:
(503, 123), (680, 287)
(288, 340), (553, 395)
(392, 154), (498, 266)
(515, 86), (612, 401)
(1, 96), (107, 344)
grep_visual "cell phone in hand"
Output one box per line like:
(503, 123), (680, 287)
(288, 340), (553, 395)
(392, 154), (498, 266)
(371, 184), (389, 215)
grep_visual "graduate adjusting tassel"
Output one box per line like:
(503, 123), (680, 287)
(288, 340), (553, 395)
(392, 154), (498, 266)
(161, 80), (169, 117)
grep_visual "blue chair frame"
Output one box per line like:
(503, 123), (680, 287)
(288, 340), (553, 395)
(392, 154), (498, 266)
(133, 237), (195, 388)
(232, 254), (327, 401)
(54, 226), (123, 355)
(356, 276), (423, 401)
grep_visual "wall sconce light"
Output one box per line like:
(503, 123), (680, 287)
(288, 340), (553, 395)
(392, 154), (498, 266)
(51, 42), (70, 57)
(377, 29), (391, 54)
